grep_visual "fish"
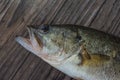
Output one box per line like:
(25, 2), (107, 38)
(15, 24), (120, 80)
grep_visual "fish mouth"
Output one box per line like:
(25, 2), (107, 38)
(15, 26), (43, 55)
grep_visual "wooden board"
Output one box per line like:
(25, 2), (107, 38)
(0, 0), (120, 80)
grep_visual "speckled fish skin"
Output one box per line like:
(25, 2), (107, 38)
(15, 24), (120, 80)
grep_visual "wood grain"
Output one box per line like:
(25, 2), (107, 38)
(0, 0), (120, 80)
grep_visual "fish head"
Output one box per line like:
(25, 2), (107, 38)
(15, 25), (83, 65)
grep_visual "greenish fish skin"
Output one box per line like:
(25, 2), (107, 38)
(15, 24), (120, 80)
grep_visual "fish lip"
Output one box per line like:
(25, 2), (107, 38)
(15, 26), (44, 52)
(27, 26), (44, 48)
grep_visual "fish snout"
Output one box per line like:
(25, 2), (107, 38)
(15, 26), (43, 55)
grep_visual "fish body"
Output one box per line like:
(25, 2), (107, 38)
(16, 24), (120, 80)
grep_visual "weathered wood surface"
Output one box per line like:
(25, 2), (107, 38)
(0, 0), (120, 80)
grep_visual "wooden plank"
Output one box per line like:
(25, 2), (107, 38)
(0, 0), (120, 80)
(90, 0), (116, 30)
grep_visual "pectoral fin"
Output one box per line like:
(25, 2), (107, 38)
(80, 45), (91, 60)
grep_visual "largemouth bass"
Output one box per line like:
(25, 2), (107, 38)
(16, 24), (120, 80)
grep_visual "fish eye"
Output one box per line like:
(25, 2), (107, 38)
(76, 35), (82, 41)
(40, 25), (49, 33)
